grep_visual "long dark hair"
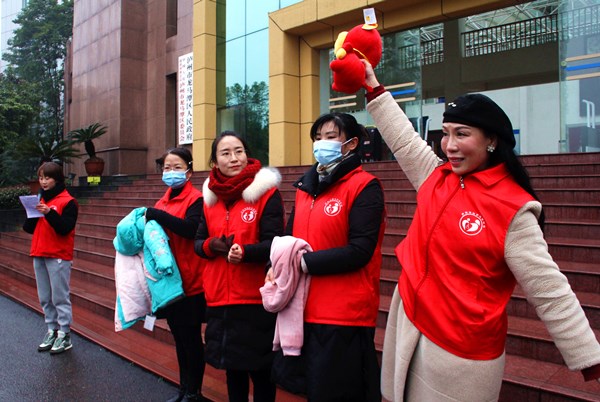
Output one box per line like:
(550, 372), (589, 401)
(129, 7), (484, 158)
(209, 130), (251, 167)
(488, 135), (545, 230)
(309, 112), (367, 153)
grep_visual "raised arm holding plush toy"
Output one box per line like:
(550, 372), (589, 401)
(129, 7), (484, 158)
(353, 54), (600, 400)
(330, 8), (382, 94)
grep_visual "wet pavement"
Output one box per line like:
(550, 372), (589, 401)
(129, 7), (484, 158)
(0, 295), (178, 402)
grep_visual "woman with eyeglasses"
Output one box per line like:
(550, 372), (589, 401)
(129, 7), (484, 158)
(145, 147), (211, 402)
(194, 131), (285, 402)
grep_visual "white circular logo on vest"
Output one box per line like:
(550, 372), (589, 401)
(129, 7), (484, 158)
(324, 198), (343, 217)
(459, 211), (485, 236)
(241, 207), (257, 223)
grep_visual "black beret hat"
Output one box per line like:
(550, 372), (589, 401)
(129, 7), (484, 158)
(442, 94), (515, 149)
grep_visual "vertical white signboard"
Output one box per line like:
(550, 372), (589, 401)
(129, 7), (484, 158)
(178, 53), (194, 145)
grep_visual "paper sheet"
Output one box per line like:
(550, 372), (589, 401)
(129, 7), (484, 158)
(19, 195), (44, 218)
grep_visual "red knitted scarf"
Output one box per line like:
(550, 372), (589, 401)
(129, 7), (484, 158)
(208, 158), (262, 203)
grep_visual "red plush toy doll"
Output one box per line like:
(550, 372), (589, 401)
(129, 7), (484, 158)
(330, 23), (382, 94)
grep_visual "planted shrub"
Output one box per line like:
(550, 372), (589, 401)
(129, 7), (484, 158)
(0, 185), (31, 209)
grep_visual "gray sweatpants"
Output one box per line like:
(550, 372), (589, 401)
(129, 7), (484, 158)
(33, 257), (72, 333)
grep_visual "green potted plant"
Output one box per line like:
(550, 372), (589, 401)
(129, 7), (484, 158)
(17, 133), (81, 193)
(68, 122), (108, 176)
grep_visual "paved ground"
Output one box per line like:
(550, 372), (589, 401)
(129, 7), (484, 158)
(0, 294), (178, 402)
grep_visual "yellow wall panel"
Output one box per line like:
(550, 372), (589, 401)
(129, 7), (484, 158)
(317, 0), (369, 21)
(300, 75), (320, 125)
(300, 122), (316, 165)
(382, 2), (445, 31)
(269, 74), (300, 124)
(269, 21), (300, 77)
(193, 67), (216, 106)
(192, 136), (214, 171)
(269, 0), (319, 33)
(299, 40), (320, 79)
(269, 122), (302, 167)
(192, 103), (217, 170)
(193, 34), (216, 71)
(303, 29), (336, 49)
(193, 0), (217, 36)
(193, 0), (218, 171)
(442, 0), (519, 19)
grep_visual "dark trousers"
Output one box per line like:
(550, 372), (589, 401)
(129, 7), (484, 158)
(169, 322), (206, 394)
(162, 294), (207, 395)
(226, 368), (276, 402)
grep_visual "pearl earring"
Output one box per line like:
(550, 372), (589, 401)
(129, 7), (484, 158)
(487, 145), (495, 153)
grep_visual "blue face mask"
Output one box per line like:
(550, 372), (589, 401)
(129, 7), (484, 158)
(162, 170), (189, 189)
(312, 139), (352, 165)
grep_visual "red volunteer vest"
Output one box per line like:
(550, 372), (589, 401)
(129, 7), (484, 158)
(30, 189), (76, 260)
(202, 187), (278, 307)
(154, 181), (205, 296)
(293, 167), (384, 327)
(397, 162), (534, 359)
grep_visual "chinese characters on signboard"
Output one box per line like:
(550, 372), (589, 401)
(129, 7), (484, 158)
(178, 53), (193, 145)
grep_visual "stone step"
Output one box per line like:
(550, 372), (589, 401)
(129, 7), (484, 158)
(505, 315), (600, 366)
(78, 211), (125, 226)
(520, 152), (600, 165)
(114, 189), (165, 199)
(544, 220), (600, 239)
(0, 237), (117, 292)
(83, 204), (146, 217)
(536, 188), (600, 204)
(2, 230), (118, 267)
(509, 287), (600, 329)
(87, 196), (158, 206)
(500, 354), (600, 401)
(77, 221), (118, 238)
(525, 163), (600, 175)
(543, 203), (600, 222)
(530, 174), (600, 188)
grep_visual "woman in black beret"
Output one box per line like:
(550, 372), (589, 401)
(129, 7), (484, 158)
(361, 60), (600, 401)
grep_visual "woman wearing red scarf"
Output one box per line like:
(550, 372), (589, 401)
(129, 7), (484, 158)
(194, 131), (284, 402)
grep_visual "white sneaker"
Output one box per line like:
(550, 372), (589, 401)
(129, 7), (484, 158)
(38, 329), (57, 352)
(50, 330), (72, 354)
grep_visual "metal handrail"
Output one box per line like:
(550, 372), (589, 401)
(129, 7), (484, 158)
(395, 3), (599, 66)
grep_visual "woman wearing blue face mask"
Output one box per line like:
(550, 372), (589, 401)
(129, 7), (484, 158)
(145, 147), (212, 402)
(269, 113), (386, 401)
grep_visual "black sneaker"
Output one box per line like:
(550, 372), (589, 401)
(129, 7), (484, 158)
(50, 331), (72, 354)
(165, 389), (185, 402)
(38, 330), (57, 352)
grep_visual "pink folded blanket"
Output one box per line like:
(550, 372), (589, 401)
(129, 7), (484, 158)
(260, 236), (312, 356)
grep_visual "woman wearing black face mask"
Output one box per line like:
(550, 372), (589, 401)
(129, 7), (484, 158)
(268, 113), (386, 402)
(145, 147), (212, 402)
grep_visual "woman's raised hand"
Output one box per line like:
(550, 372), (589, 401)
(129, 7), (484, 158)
(361, 59), (380, 90)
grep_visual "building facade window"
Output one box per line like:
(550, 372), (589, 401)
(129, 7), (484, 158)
(216, 0), (301, 164)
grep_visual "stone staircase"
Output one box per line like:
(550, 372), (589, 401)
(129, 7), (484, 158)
(1, 152), (600, 401)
